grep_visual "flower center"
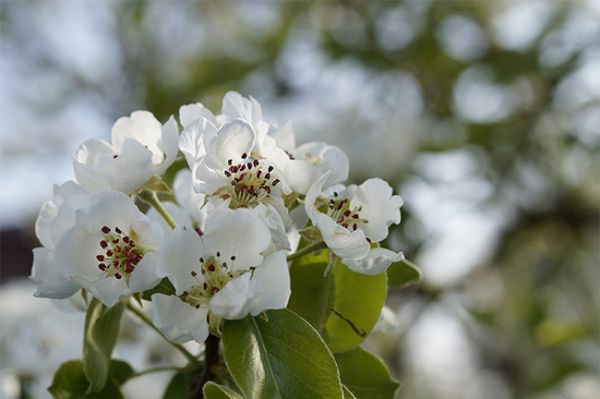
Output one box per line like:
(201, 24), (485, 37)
(219, 153), (280, 208)
(96, 225), (144, 281)
(181, 253), (251, 309)
(327, 193), (369, 231)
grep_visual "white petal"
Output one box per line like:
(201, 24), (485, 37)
(343, 247), (404, 275)
(30, 247), (79, 299)
(222, 91), (262, 127)
(209, 272), (252, 320)
(304, 172), (330, 222)
(173, 169), (206, 226)
(128, 251), (162, 294)
(111, 111), (164, 164)
(179, 103), (216, 128)
(294, 142), (349, 189)
(146, 201), (193, 234)
(316, 214), (370, 261)
(74, 138), (154, 194)
(201, 208), (270, 270)
(269, 122), (296, 153)
(55, 225), (105, 282)
(35, 201), (59, 249)
(285, 159), (317, 195)
(211, 119), (255, 166)
(252, 202), (290, 251)
(158, 225), (204, 294)
(155, 116), (180, 174)
(80, 274), (129, 307)
(152, 294), (209, 344)
(347, 178), (403, 242)
(244, 251), (290, 316)
(179, 117), (218, 169)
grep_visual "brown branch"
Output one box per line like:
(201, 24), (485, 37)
(189, 334), (220, 399)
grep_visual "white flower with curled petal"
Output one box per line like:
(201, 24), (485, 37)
(305, 173), (404, 275)
(74, 111), (179, 194)
(152, 207), (290, 344)
(54, 191), (165, 307)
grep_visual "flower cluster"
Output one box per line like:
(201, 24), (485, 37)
(31, 91), (404, 344)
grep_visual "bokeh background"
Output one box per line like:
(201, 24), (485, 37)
(1, 1), (599, 398)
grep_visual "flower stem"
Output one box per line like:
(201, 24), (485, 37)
(126, 303), (197, 364)
(190, 334), (220, 399)
(286, 241), (327, 262)
(143, 191), (176, 229)
(129, 366), (180, 379)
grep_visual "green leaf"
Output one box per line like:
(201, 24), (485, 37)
(222, 309), (343, 399)
(335, 348), (400, 399)
(142, 277), (176, 301)
(387, 259), (421, 288)
(162, 371), (192, 399)
(203, 382), (244, 399)
(83, 298), (126, 393)
(288, 249), (388, 353)
(48, 359), (129, 399)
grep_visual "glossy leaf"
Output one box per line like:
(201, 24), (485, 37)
(142, 277), (176, 301)
(288, 249), (388, 353)
(335, 348), (399, 399)
(222, 309), (343, 399)
(48, 359), (129, 399)
(387, 259), (421, 288)
(162, 371), (192, 399)
(203, 382), (244, 399)
(83, 298), (125, 392)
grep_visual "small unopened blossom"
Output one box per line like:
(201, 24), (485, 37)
(305, 173), (404, 275)
(55, 191), (165, 307)
(152, 207), (290, 344)
(74, 111), (179, 194)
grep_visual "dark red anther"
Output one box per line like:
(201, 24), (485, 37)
(272, 179), (280, 186)
(337, 216), (344, 223)
(101, 226), (111, 234)
(100, 240), (108, 249)
(96, 255), (104, 261)
(212, 287), (220, 294)
(114, 246), (121, 253)
(106, 250), (113, 257)
(344, 210), (351, 217)
(352, 214), (359, 219)
(247, 162), (253, 170)
(115, 273), (122, 280)
(230, 255), (236, 261)
(263, 186), (271, 194)
(253, 159), (259, 167)
(112, 238), (119, 244)
(342, 223), (349, 229)
(203, 282), (208, 290)
(353, 224), (358, 231)
(216, 251), (221, 257)
(230, 165), (238, 173)
(191, 271), (197, 277)
(207, 264), (216, 272)
(241, 153), (247, 159)
(240, 164), (246, 171)
(114, 227), (122, 234)
(123, 236), (130, 243)
(265, 173), (271, 180)
(98, 263), (106, 271)
(268, 165), (274, 172)
(224, 170), (231, 177)
(228, 159), (233, 165)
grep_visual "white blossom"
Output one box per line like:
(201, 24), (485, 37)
(152, 207), (290, 344)
(305, 173), (404, 274)
(54, 191), (165, 307)
(74, 111), (179, 194)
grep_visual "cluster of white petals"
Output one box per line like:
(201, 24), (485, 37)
(31, 91), (404, 343)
